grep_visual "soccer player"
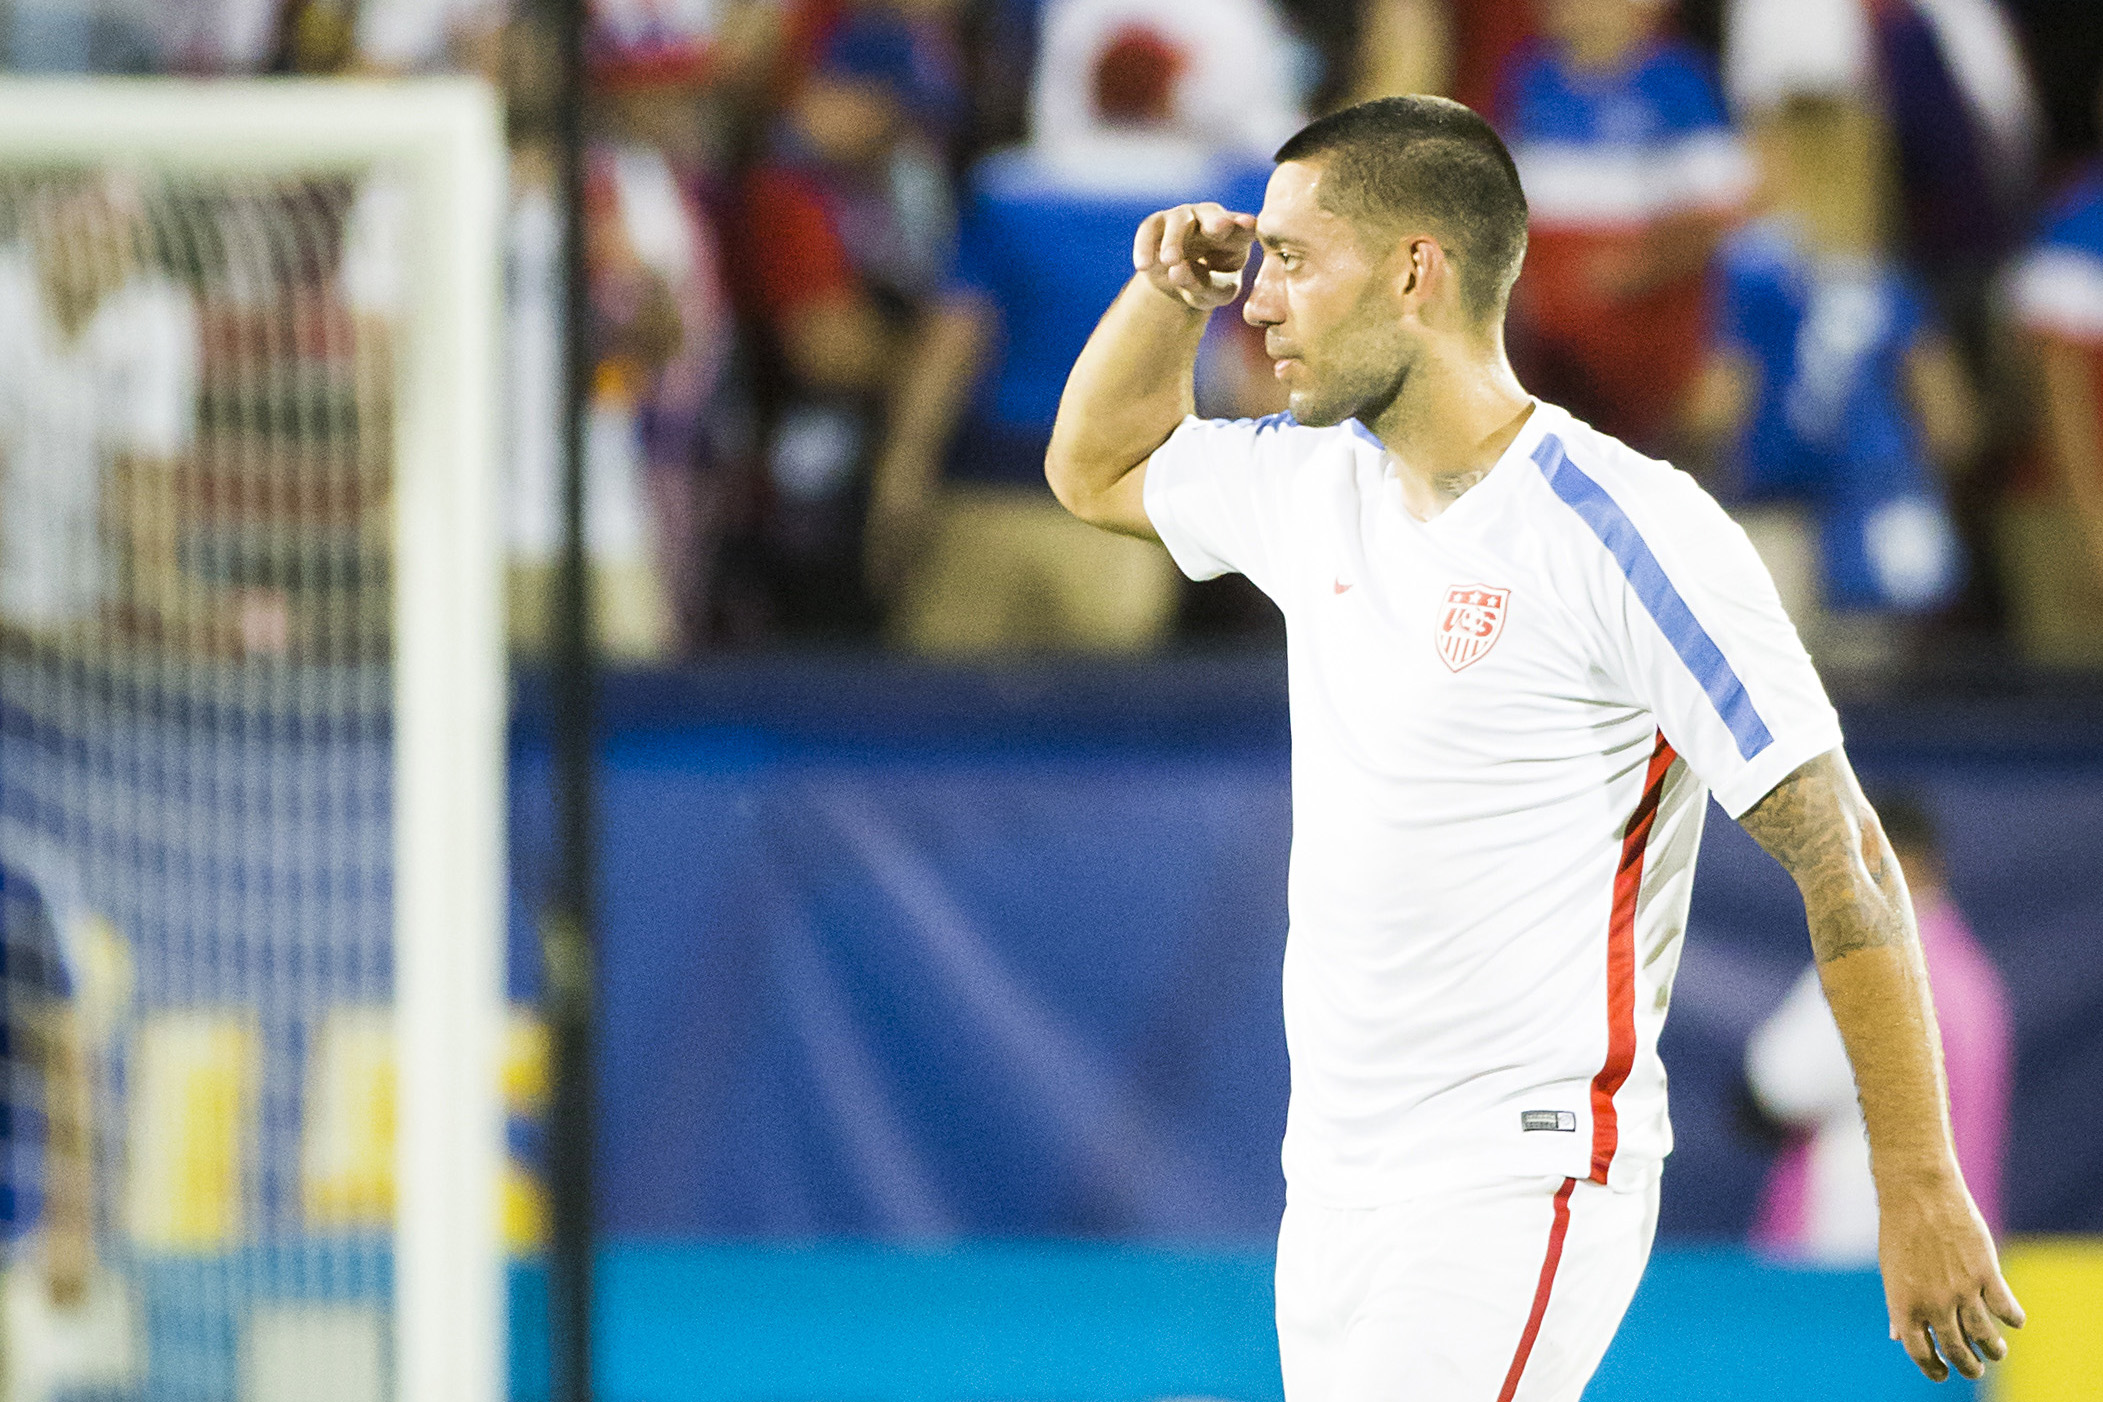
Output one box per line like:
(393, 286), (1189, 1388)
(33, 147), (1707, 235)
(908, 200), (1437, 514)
(1045, 96), (2018, 1399)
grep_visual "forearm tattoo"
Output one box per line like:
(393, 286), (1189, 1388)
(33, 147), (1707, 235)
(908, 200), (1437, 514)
(1737, 751), (1911, 963)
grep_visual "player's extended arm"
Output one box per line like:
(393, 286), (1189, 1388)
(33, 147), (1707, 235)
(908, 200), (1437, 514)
(1044, 202), (1256, 538)
(1737, 749), (2022, 1382)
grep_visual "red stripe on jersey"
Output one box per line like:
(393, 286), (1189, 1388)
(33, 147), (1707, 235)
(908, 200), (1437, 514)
(1590, 731), (1677, 1184)
(1496, 1176), (1579, 1402)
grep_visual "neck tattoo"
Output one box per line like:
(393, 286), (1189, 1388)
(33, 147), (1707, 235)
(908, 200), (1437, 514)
(1430, 466), (1490, 501)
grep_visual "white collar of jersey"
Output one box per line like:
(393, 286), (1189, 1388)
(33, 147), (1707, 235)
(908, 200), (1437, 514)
(1360, 398), (1556, 528)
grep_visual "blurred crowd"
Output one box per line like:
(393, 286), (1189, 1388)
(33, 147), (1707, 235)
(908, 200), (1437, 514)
(7, 0), (2102, 673)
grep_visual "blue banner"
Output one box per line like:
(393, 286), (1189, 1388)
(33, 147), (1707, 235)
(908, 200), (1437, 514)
(509, 661), (2103, 1239)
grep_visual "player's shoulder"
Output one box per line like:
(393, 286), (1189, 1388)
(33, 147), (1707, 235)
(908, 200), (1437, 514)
(1524, 405), (1740, 554)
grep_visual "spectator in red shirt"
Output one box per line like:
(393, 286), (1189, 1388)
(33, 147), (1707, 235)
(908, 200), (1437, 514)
(737, 14), (987, 637)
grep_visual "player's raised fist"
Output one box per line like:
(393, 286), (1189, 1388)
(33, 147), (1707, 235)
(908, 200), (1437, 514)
(1133, 202), (1257, 310)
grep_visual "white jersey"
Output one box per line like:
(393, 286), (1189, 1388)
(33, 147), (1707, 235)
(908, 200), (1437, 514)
(1144, 400), (1842, 1205)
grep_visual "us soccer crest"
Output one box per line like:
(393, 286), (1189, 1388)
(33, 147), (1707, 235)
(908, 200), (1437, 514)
(1435, 584), (1510, 672)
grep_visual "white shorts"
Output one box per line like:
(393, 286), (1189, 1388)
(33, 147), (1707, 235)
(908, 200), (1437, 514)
(1275, 1174), (1659, 1402)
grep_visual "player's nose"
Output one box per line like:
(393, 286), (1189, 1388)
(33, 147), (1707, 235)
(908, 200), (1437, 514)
(1243, 263), (1283, 328)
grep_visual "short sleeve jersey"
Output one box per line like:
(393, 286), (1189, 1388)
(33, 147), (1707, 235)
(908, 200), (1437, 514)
(1144, 401), (1841, 1203)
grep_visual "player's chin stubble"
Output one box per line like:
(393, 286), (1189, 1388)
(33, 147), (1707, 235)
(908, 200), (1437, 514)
(1288, 355), (1410, 431)
(1286, 314), (1415, 430)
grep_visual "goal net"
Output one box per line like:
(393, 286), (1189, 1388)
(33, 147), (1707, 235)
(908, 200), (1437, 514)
(0, 80), (505, 1402)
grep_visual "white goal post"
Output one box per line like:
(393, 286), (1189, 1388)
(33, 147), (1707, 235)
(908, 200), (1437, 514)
(0, 77), (506, 1402)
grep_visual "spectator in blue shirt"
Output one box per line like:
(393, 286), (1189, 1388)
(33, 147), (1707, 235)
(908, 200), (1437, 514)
(877, 21), (1277, 653)
(1688, 96), (1978, 631)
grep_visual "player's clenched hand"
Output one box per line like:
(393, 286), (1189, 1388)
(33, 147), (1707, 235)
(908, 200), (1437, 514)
(1134, 202), (1257, 310)
(1878, 1181), (2023, 1382)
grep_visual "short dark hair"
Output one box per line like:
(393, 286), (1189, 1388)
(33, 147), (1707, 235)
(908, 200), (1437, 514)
(1273, 95), (1529, 320)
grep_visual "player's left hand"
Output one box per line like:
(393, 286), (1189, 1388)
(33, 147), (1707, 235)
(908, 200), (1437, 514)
(1877, 1178), (2023, 1382)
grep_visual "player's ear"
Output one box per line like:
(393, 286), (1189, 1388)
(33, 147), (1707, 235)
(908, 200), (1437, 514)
(1393, 236), (1436, 306)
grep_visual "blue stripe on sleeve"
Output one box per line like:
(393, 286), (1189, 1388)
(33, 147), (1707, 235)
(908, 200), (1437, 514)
(1532, 435), (1774, 760)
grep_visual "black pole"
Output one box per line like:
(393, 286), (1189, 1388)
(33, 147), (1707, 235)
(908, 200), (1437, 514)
(546, 0), (597, 1399)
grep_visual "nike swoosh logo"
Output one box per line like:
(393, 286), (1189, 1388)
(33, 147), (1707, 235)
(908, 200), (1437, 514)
(1333, 579), (1353, 594)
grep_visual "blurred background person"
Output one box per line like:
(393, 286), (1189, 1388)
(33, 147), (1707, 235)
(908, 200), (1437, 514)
(0, 178), (199, 648)
(1494, 0), (1752, 456)
(891, 11), (1284, 655)
(505, 127), (735, 663)
(1446, 0), (1534, 116)
(1684, 95), (1978, 672)
(732, 12), (985, 641)
(1868, 0), (2039, 362)
(0, 838), (100, 1397)
(2007, 79), (2103, 668)
(1743, 790), (2010, 1266)
(1725, 0), (2040, 336)
(1721, 0), (1875, 114)
(132, 0), (277, 72)
(1723, 0), (2041, 656)
(1030, 0), (1302, 164)
(1343, 0), (1452, 106)
(308, 0), (766, 660)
